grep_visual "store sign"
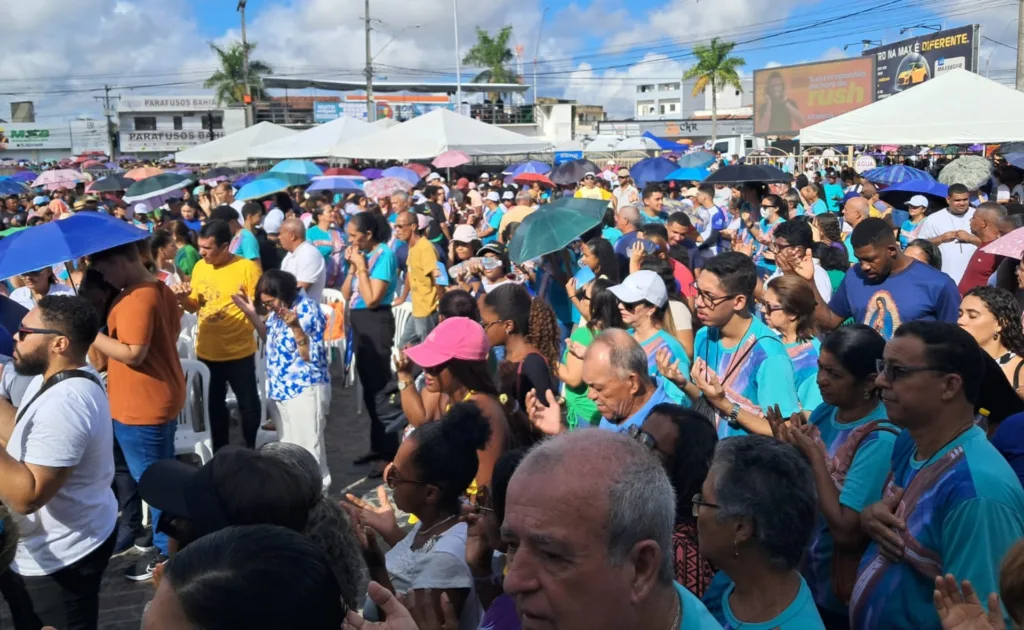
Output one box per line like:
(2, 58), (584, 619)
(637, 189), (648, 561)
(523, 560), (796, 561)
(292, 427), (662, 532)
(753, 58), (875, 135)
(854, 155), (878, 174)
(554, 151), (584, 165)
(118, 96), (221, 113)
(313, 102), (342, 123)
(119, 130), (225, 152)
(0, 121), (107, 153)
(863, 25), (978, 100)
(598, 119), (753, 138)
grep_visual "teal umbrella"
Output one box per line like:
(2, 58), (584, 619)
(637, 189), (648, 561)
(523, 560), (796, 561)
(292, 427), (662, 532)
(507, 198), (609, 264)
(253, 170), (310, 187)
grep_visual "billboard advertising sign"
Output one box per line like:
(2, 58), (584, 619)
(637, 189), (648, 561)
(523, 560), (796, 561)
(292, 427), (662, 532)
(863, 25), (979, 100)
(0, 121), (107, 153)
(313, 102), (342, 123)
(753, 58), (875, 136)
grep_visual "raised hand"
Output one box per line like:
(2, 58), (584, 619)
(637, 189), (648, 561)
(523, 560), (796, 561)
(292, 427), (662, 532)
(933, 574), (1005, 630)
(655, 346), (687, 386)
(342, 485), (400, 542)
(526, 388), (563, 435)
(463, 511), (493, 574)
(566, 338), (587, 360)
(393, 349), (413, 378)
(860, 486), (907, 563)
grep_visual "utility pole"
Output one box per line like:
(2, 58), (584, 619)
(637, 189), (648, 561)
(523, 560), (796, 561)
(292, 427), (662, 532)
(454, 0), (462, 115)
(238, 0), (253, 126)
(1017, 0), (1024, 90)
(364, 0), (376, 122)
(93, 85), (118, 159)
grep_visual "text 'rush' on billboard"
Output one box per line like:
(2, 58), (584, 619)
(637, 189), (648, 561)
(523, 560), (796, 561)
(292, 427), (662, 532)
(753, 58), (876, 136)
(863, 25), (979, 100)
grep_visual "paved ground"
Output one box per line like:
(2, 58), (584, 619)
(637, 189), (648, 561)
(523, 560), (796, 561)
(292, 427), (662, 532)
(0, 367), (378, 629)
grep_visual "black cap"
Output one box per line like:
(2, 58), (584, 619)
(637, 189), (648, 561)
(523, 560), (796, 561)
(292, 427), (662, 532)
(477, 242), (506, 257)
(209, 204), (240, 223)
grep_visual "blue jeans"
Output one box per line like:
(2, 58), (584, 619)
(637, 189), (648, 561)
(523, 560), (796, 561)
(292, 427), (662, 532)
(112, 420), (176, 556)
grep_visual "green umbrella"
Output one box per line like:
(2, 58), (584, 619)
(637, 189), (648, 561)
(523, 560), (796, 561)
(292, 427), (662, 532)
(507, 197), (609, 265)
(253, 170), (310, 187)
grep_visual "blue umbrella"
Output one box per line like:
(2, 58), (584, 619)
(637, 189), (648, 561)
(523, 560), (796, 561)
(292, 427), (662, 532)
(878, 179), (949, 213)
(861, 165), (934, 186)
(8, 171), (37, 183)
(665, 166), (710, 182)
(0, 294), (28, 357)
(306, 176), (365, 194)
(507, 160), (552, 176)
(629, 157), (677, 187)
(1004, 152), (1024, 169)
(271, 160), (324, 178)
(236, 177), (292, 201)
(675, 152), (716, 169)
(641, 131), (688, 152)
(0, 179), (29, 195)
(381, 166), (421, 186)
(0, 213), (148, 279)
(232, 173), (258, 188)
(253, 170), (311, 187)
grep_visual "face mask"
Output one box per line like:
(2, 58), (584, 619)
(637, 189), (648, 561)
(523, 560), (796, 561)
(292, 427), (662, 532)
(760, 207), (772, 219)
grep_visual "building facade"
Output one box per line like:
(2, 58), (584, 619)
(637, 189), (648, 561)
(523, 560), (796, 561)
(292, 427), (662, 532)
(0, 120), (107, 162)
(117, 96), (245, 156)
(634, 77), (753, 120)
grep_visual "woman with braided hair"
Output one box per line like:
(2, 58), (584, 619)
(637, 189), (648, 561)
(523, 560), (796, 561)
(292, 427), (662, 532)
(479, 283), (561, 414)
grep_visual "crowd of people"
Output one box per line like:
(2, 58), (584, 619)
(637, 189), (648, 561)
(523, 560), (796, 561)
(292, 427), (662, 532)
(0, 151), (1022, 630)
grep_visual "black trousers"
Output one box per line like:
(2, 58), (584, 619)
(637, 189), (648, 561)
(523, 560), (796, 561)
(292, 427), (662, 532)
(203, 353), (261, 450)
(112, 436), (141, 539)
(350, 307), (399, 461)
(0, 529), (116, 630)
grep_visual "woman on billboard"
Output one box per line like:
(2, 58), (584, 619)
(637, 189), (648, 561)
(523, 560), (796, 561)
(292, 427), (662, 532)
(757, 72), (805, 134)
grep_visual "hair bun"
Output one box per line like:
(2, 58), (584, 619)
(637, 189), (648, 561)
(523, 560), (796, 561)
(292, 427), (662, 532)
(441, 401), (492, 452)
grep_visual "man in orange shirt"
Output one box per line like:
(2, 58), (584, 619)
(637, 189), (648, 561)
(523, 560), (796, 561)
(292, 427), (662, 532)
(90, 241), (185, 581)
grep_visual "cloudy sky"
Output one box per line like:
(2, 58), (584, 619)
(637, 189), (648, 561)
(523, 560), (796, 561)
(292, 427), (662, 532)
(0, 0), (1015, 122)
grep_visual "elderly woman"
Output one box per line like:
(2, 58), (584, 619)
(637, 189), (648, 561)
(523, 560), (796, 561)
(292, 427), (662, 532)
(697, 435), (826, 629)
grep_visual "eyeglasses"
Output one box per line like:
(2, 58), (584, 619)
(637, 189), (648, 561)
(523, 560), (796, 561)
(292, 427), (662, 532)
(690, 282), (738, 308)
(16, 327), (67, 342)
(760, 204), (776, 209)
(875, 359), (947, 382)
(760, 301), (785, 316)
(482, 320), (504, 330)
(691, 493), (720, 518)
(627, 425), (658, 451)
(384, 465), (431, 490)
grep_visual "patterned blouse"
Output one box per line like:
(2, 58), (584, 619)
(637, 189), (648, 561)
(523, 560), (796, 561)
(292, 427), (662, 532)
(673, 522), (715, 598)
(266, 295), (330, 401)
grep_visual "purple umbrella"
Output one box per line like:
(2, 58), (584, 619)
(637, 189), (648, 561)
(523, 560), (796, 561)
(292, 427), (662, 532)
(381, 166), (420, 185)
(362, 168), (383, 180)
(232, 173), (258, 188)
(9, 171), (37, 183)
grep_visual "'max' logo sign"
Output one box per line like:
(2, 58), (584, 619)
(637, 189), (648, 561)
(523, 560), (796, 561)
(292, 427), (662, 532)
(9, 130), (50, 139)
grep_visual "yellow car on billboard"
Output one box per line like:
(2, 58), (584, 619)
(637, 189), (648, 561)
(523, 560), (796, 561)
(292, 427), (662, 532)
(897, 61), (929, 87)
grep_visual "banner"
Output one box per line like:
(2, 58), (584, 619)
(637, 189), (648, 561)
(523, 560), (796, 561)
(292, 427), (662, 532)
(753, 58), (875, 136)
(118, 96), (220, 113)
(0, 121), (107, 152)
(313, 102), (342, 123)
(119, 130), (226, 153)
(554, 151), (583, 165)
(863, 25), (979, 100)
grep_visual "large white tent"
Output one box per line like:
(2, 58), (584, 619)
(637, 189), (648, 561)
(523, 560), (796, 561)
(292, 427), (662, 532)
(248, 116), (377, 159)
(800, 69), (1024, 145)
(175, 122), (296, 164)
(373, 118), (400, 129)
(331, 109), (552, 159)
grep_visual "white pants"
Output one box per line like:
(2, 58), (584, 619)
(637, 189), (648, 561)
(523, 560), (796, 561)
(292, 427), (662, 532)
(270, 383), (332, 491)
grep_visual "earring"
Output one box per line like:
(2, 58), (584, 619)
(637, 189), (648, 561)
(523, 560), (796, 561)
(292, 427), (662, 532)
(733, 540), (740, 559)
(994, 333), (1000, 341)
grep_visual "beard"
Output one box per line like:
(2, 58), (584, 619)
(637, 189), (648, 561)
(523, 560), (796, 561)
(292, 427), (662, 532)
(14, 347), (49, 377)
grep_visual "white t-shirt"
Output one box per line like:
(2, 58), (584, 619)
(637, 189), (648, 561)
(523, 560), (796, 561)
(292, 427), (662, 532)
(917, 207), (977, 284)
(9, 283), (75, 312)
(282, 241), (327, 303)
(768, 260), (833, 304)
(7, 366), (117, 576)
(669, 300), (693, 331)
(996, 184), (1024, 203)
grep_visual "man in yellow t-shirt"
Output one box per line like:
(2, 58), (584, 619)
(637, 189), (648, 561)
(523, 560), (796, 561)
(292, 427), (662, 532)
(172, 220), (262, 450)
(397, 211), (440, 345)
(574, 171), (613, 201)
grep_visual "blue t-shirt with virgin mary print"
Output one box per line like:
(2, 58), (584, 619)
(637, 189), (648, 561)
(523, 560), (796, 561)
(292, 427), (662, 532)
(828, 260), (959, 340)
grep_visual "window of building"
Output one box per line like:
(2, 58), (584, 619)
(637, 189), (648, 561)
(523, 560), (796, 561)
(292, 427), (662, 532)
(637, 101), (656, 116)
(133, 116), (157, 131)
(659, 102), (679, 115)
(173, 116), (183, 130)
(203, 114), (223, 130)
(636, 84), (654, 94)
(659, 82), (680, 92)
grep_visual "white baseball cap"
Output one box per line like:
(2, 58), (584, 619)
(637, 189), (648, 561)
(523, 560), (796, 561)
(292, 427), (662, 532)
(609, 270), (668, 308)
(452, 224), (479, 243)
(501, 191), (514, 200)
(486, 191), (501, 203)
(479, 173), (491, 180)
(905, 195), (929, 208)
(426, 172), (442, 182)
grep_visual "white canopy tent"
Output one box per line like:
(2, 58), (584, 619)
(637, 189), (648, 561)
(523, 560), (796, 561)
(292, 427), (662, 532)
(175, 122), (296, 164)
(800, 69), (1024, 145)
(583, 136), (622, 152)
(248, 116), (377, 159)
(616, 136), (661, 151)
(373, 118), (400, 129)
(330, 109), (552, 159)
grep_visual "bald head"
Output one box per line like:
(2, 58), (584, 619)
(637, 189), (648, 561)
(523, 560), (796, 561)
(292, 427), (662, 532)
(281, 218), (306, 239)
(975, 201), (1010, 238)
(616, 204), (642, 230)
(844, 196), (871, 225)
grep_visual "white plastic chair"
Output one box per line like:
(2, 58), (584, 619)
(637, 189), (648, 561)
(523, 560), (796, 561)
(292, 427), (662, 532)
(175, 359), (214, 465)
(177, 312), (198, 360)
(321, 288), (345, 306)
(391, 301), (413, 369)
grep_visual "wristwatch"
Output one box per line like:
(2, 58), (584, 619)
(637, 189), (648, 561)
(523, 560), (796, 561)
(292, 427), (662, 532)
(397, 379), (413, 391)
(726, 402), (742, 429)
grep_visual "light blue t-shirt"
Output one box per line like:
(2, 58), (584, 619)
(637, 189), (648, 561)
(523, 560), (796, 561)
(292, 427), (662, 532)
(482, 207), (504, 245)
(693, 317), (800, 438)
(598, 381), (669, 432)
(677, 581), (724, 630)
(703, 572), (825, 629)
(850, 426), (1024, 630)
(784, 338), (823, 414)
(823, 184), (844, 212)
(898, 218), (924, 249)
(802, 402), (898, 614)
(230, 228), (261, 261)
(602, 226), (624, 245)
(811, 199), (829, 216)
(637, 329), (691, 406)
(351, 243), (398, 309)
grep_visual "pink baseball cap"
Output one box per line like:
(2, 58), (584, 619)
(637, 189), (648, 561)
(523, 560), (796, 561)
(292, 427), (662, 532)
(404, 317), (490, 368)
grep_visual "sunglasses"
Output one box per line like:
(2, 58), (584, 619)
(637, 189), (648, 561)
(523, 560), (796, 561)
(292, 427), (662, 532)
(627, 425), (658, 451)
(875, 359), (946, 382)
(16, 327), (67, 342)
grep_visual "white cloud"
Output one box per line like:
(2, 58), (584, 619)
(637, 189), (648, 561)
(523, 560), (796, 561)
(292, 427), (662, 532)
(820, 46), (848, 61)
(559, 53), (686, 118)
(765, 61), (782, 68)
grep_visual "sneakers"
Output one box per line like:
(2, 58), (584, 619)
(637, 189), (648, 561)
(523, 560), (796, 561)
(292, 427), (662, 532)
(125, 554), (167, 582)
(133, 531), (154, 554)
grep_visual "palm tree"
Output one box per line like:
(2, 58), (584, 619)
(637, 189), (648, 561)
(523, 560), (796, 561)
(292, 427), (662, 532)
(204, 41), (274, 106)
(462, 26), (519, 102)
(683, 38), (746, 144)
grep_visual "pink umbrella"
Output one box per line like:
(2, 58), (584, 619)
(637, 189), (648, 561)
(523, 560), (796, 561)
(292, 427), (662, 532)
(405, 163), (431, 178)
(432, 150), (470, 168)
(981, 226), (1024, 258)
(31, 169), (85, 191)
(364, 177), (414, 200)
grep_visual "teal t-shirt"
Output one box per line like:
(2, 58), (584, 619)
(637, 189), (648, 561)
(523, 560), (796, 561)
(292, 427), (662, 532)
(823, 183), (844, 212)
(677, 581), (724, 630)
(602, 226), (624, 246)
(637, 329), (691, 406)
(482, 207), (505, 245)
(811, 199), (829, 216)
(802, 402), (898, 614)
(562, 325), (600, 429)
(693, 317), (800, 438)
(351, 243), (398, 309)
(230, 228), (260, 261)
(784, 338), (823, 415)
(843, 237), (857, 264)
(850, 426), (1024, 630)
(306, 225), (333, 258)
(703, 572), (824, 629)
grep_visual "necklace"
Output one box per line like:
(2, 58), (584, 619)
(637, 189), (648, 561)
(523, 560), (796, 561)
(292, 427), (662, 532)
(416, 514), (457, 540)
(669, 593), (681, 629)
